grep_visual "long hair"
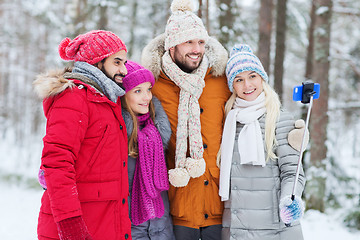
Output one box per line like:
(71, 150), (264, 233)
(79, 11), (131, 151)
(217, 80), (281, 165)
(121, 97), (156, 158)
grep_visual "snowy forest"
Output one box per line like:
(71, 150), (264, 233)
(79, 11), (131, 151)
(0, 0), (360, 238)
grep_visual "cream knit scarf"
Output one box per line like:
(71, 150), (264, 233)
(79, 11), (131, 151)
(219, 92), (266, 201)
(162, 51), (209, 187)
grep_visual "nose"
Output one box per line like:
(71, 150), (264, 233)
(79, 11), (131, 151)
(192, 43), (201, 54)
(244, 79), (252, 88)
(119, 64), (127, 76)
(144, 91), (152, 101)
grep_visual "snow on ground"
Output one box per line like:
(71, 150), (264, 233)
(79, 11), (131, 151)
(0, 182), (359, 240)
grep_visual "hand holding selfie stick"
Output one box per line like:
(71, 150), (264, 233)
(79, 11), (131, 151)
(284, 81), (320, 227)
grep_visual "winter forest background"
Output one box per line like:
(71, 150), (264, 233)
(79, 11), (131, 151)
(1, 0), (360, 239)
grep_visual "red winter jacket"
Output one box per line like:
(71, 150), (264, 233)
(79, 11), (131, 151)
(34, 70), (131, 240)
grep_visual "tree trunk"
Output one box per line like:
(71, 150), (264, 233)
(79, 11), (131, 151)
(218, 0), (236, 47)
(128, 0), (138, 57)
(307, 0), (333, 213)
(198, 0), (203, 19)
(274, 0), (288, 102)
(98, 5), (108, 30)
(305, 1), (316, 80)
(74, 0), (88, 37)
(205, 0), (210, 33)
(258, 0), (274, 75)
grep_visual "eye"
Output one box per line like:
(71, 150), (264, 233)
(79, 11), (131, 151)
(134, 89), (141, 93)
(199, 40), (205, 45)
(235, 78), (243, 82)
(249, 74), (257, 79)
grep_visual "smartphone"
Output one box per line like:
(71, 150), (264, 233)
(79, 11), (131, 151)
(293, 82), (320, 103)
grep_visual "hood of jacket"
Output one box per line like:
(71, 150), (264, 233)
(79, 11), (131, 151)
(33, 68), (76, 100)
(141, 33), (228, 79)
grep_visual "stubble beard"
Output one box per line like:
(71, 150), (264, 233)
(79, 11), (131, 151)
(173, 52), (203, 73)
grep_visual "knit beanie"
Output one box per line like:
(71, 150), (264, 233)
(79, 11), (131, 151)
(164, 0), (209, 50)
(58, 30), (127, 65)
(226, 44), (268, 92)
(122, 61), (155, 92)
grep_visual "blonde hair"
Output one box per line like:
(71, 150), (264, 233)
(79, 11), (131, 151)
(121, 97), (156, 158)
(217, 80), (281, 165)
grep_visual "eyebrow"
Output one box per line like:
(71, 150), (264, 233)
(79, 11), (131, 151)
(114, 57), (126, 62)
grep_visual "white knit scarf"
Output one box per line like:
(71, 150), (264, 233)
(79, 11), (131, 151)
(219, 92), (266, 201)
(162, 51), (209, 187)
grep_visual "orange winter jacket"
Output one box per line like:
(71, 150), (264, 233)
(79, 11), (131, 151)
(142, 33), (231, 228)
(151, 68), (231, 228)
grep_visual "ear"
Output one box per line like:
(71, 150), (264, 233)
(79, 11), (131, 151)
(94, 61), (103, 70)
(169, 47), (175, 59)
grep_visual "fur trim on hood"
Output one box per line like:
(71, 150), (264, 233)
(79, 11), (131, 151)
(141, 33), (228, 79)
(33, 68), (75, 99)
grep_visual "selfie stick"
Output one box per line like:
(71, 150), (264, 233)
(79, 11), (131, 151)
(290, 95), (313, 201)
(285, 82), (318, 227)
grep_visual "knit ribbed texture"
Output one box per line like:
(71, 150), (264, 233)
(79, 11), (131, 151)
(131, 113), (169, 225)
(122, 61), (155, 92)
(71, 61), (125, 103)
(226, 44), (268, 92)
(164, 0), (209, 50)
(162, 51), (208, 187)
(58, 30), (127, 65)
(56, 216), (93, 240)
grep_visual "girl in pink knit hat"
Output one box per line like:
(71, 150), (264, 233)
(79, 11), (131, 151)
(121, 61), (175, 239)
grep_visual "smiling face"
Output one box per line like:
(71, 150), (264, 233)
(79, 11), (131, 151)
(97, 50), (128, 86)
(233, 71), (264, 101)
(125, 82), (153, 115)
(169, 38), (206, 73)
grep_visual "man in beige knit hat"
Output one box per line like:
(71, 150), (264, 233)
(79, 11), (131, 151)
(141, 0), (307, 239)
(141, 1), (230, 239)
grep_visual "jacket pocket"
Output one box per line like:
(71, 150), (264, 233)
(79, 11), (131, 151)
(87, 124), (111, 168)
(273, 188), (281, 223)
(169, 186), (186, 218)
(77, 181), (124, 238)
(77, 181), (121, 202)
(208, 167), (223, 216)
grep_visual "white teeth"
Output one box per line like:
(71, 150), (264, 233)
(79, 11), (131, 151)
(188, 55), (199, 60)
(244, 89), (255, 94)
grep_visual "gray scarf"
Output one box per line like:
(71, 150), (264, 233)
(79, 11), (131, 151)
(72, 61), (125, 103)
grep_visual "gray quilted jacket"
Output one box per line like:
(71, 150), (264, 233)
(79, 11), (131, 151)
(122, 97), (175, 240)
(222, 111), (306, 240)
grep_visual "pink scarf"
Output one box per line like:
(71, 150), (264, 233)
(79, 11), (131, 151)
(131, 113), (169, 225)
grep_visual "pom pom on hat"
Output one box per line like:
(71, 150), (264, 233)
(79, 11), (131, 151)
(171, 0), (194, 12)
(58, 30), (127, 65)
(58, 38), (72, 61)
(122, 61), (155, 92)
(226, 44), (268, 92)
(165, 0), (209, 50)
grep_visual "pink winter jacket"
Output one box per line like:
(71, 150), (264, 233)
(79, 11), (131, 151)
(34, 70), (131, 240)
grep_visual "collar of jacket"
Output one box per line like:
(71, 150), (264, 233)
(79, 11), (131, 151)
(141, 33), (228, 80)
(33, 68), (118, 105)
